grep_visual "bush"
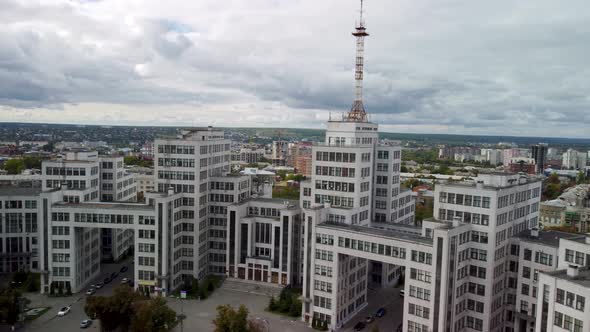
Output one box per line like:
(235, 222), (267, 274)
(267, 286), (302, 318)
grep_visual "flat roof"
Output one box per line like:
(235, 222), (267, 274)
(516, 229), (581, 247)
(53, 202), (155, 212)
(317, 222), (433, 245)
(0, 187), (43, 197)
(235, 197), (300, 209)
(545, 267), (590, 288)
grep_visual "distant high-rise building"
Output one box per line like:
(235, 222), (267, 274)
(562, 149), (587, 170)
(531, 143), (548, 174)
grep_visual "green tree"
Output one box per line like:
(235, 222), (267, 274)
(191, 278), (199, 296)
(22, 156), (42, 169)
(577, 171), (588, 184)
(212, 304), (250, 332)
(85, 285), (143, 331)
(0, 288), (22, 326)
(131, 297), (176, 332)
(4, 159), (25, 174)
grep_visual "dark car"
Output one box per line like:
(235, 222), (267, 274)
(353, 322), (366, 331)
(375, 307), (386, 317)
(103, 277), (111, 284)
(110, 272), (118, 279)
(120, 266), (128, 273)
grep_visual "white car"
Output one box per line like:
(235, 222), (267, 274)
(121, 277), (129, 284)
(57, 306), (71, 317)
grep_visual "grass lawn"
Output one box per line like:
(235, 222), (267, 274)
(24, 307), (51, 322)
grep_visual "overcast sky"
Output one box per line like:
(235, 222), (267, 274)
(1, 0), (589, 138)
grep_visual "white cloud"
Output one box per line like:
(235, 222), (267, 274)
(0, 0), (589, 138)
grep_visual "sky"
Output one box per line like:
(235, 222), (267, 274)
(1, 0), (589, 138)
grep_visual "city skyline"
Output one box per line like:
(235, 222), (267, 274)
(1, 0), (590, 138)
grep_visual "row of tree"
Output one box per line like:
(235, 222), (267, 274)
(84, 285), (176, 332)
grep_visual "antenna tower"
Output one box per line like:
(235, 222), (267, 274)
(346, 0), (369, 122)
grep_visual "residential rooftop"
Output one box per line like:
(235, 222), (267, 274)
(317, 222), (433, 245)
(234, 197), (300, 209)
(0, 187), (43, 196)
(516, 229), (582, 247)
(52, 201), (154, 212)
(544, 266), (590, 288)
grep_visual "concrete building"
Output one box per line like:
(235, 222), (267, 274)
(503, 148), (531, 167)
(231, 145), (266, 165)
(154, 127), (232, 283)
(271, 141), (289, 166)
(480, 149), (504, 166)
(562, 149), (587, 170)
(0, 187), (42, 273)
(509, 229), (581, 332)
(531, 143), (548, 174)
(540, 184), (590, 233)
(127, 166), (155, 197)
(226, 198), (303, 286)
(508, 157), (537, 175)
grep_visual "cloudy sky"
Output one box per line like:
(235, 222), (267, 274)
(1, 0), (589, 138)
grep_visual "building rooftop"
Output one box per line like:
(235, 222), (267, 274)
(0, 187), (43, 196)
(516, 229), (581, 247)
(235, 197), (300, 209)
(545, 266), (590, 288)
(53, 201), (155, 211)
(317, 222), (433, 245)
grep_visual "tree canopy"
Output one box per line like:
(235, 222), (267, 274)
(212, 304), (250, 332)
(3, 159), (25, 175)
(84, 285), (175, 332)
(131, 297), (176, 332)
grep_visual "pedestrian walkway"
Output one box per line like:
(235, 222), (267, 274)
(220, 279), (283, 298)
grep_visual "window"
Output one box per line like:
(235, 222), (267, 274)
(523, 249), (532, 261)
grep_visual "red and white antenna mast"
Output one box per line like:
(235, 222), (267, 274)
(346, 0), (369, 122)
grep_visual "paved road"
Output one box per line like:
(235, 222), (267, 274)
(23, 259), (134, 332)
(339, 286), (404, 332)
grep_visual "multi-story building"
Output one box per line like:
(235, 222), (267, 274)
(154, 127), (232, 283)
(226, 198), (303, 286)
(540, 184), (590, 233)
(562, 149), (587, 170)
(507, 229), (581, 332)
(127, 166), (155, 197)
(531, 143), (548, 174)
(271, 141), (289, 166)
(0, 187), (42, 273)
(479, 149), (504, 166)
(231, 145), (266, 165)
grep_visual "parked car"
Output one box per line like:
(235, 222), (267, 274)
(103, 277), (111, 284)
(375, 307), (386, 318)
(120, 266), (128, 273)
(80, 319), (92, 329)
(111, 272), (118, 279)
(85, 288), (96, 295)
(399, 290), (405, 297)
(95, 282), (103, 289)
(364, 316), (374, 324)
(353, 322), (366, 331)
(57, 306), (71, 317)
(121, 278), (129, 284)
